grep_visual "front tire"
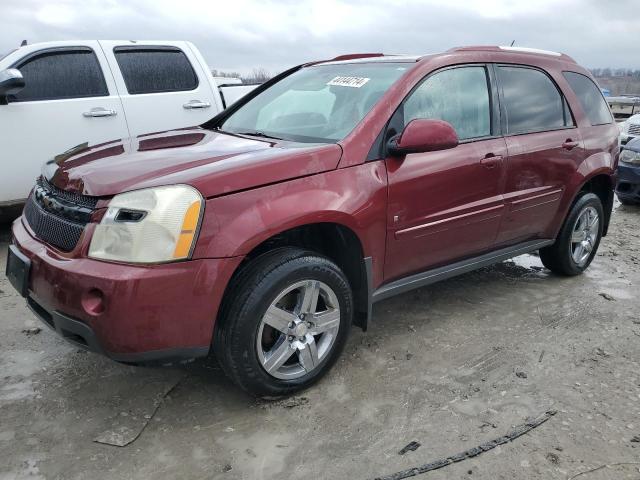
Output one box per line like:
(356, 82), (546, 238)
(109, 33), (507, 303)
(214, 248), (353, 397)
(540, 192), (604, 276)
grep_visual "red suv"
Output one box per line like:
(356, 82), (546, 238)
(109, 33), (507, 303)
(6, 46), (619, 396)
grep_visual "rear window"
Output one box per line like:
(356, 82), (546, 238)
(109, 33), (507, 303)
(114, 46), (198, 95)
(563, 71), (613, 125)
(10, 49), (107, 102)
(497, 66), (571, 135)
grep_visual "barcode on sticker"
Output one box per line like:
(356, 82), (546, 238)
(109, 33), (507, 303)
(327, 76), (370, 88)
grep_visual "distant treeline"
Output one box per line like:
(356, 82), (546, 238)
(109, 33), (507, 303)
(590, 68), (640, 79)
(211, 68), (272, 84)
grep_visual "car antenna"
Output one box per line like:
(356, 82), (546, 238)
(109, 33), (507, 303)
(510, 40), (515, 47)
(20, 39), (27, 47)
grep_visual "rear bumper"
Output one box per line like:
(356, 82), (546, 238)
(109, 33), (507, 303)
(615, 162), (640, 201)
(10, 218), (242, 364)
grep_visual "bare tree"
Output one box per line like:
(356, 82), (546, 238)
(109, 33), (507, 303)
(210, 67), (273, 84)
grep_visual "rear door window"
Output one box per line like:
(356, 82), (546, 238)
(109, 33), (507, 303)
(403, 66), (492, 140)
(563, 71), (613, 125)
(113, 46), (198, 94)
(497, 66), (570, 135)
(10, 49), (108, 102)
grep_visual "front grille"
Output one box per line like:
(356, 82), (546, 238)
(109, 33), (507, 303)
(629, 124), (640, 136)
(37, 176), (98, 209)
(24, 177), (98, 252)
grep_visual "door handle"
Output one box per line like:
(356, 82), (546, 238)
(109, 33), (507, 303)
(183, 100), (211, 110)
(480, 153), (502, 169)
(562, 139), (579, 150)
(83, 107), (117, 118)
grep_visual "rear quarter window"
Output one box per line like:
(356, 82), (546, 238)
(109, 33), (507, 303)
(114, 46), (198, 95)
(563, 71), (613, 126)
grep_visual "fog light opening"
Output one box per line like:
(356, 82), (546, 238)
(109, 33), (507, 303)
(82, 289), (106, 316)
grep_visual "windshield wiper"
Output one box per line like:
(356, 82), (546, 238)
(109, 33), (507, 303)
(236, 131), (284, 141)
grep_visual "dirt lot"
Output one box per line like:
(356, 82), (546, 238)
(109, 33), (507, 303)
(1, 203), (640, 480)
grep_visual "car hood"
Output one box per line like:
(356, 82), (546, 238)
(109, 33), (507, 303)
(44, 128), (343, 198)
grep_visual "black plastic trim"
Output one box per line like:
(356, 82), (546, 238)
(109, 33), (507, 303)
(6, 244), (30, 297)
(371, 239), (554, 303)
(357, 256), (373, 331)
(26, 296), (209, 365)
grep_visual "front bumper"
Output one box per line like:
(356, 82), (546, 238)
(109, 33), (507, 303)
(615, 162), (640, 202)
(9, 218), (242, 364)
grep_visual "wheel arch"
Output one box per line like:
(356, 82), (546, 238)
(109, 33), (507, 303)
(574, 171), (615, 236)
(222, 221), (372, 331)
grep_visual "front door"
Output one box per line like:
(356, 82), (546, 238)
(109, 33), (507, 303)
(0, 42), (129, 204)
(384, 65), (507, 281)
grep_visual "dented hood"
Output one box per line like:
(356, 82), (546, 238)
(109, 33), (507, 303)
(44, 128), (343, 198)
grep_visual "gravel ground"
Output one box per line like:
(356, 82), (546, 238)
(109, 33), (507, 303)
(1, 203), (640, 480)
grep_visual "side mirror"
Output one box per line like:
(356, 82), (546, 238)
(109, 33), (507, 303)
(0, 69), (25, 105)
(388, 119), (459, 156)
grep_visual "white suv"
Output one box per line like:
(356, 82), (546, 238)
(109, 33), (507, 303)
(621, 114), (640, 145)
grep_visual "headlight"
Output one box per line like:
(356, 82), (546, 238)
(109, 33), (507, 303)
(89, 185), (203, 264)
(620, 149), (640, 165)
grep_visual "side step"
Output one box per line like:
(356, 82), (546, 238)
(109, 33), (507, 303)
(372, 239), (554, 303)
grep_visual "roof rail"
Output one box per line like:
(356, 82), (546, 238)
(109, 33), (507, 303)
(447, 45), (576, 63)
(331, 53), (385, 61)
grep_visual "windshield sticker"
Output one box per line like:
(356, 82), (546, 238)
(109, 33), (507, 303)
(327, 76), (370, 88)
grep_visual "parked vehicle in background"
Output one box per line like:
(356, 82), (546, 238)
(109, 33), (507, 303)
(6, 46), (618, 397)
(620, 114), (640, 146)
(615, 137), (640, 205)
(607, 95), (640, 119)
(0, 40), (257, 216)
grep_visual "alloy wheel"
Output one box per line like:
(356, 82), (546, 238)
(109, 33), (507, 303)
(570, 206), (600, 267)
(256, 280), (341, 380)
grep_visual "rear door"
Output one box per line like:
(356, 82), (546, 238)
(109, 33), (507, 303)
(384, 65), (508, 281)
(0, 42), (129, 204)
(494, 64), (583, 245)
(99, 41), (221, 137)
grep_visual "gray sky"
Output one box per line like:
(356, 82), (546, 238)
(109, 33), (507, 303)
(2, 0), (638, 74)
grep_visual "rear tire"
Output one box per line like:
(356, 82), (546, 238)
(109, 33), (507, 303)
(540, 192), (604, 276)
(213, 248), (353, 397)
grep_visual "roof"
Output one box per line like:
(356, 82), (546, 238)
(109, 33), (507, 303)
(317, 54), (423, 66)
(317, 46), (576, 66)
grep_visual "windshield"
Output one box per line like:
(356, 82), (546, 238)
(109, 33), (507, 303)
(219, 62), (410, 143)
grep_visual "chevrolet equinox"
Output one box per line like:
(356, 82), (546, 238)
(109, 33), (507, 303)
(6, 46), (619, 396)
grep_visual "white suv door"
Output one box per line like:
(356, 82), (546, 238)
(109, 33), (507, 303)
(0, 42), (130, 204)
(99, 41), (221, 137)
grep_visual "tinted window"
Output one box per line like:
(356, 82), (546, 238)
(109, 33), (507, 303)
(114, 47), (198, 94)
(497, 66), (569, 134)
(10, 49), (107, 102)
(563, 71), (613, 125)
(403, 66), (491, 140)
